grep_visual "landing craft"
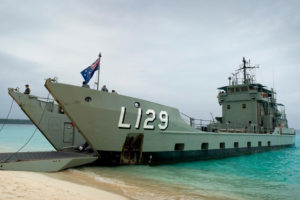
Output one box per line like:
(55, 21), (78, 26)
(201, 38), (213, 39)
(8, 88), (87, 151)
(44, 58), (295, 165)
(0, 89), (97, 172)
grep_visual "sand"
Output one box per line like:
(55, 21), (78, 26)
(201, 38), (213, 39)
(0, 171), (128, 200)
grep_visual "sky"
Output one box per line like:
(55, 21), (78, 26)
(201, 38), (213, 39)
(0, 0), (299, 129)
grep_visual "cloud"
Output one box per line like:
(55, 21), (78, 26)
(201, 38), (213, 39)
(0, 0), (299, 128)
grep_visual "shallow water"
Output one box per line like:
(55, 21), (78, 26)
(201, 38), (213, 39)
(0, 124), (54, 152)
(0, 124), (299, 199)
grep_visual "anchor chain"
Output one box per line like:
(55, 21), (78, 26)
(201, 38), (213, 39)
(0, 99), (14, 134)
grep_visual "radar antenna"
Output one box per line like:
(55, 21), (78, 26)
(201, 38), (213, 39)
(239, 57), (259, 84)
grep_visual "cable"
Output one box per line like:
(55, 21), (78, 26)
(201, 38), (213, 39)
(0, 99), (14, 133)
(3, 93), (50, 163)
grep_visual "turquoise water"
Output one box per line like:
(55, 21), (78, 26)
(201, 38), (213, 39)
(80, 134), (300, 200)
(0, 124), (299, 200)
(0, 124), (54, 152)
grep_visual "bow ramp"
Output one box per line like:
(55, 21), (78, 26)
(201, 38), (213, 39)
(8, 88), (86, 151)
(0, 151), (98, 172)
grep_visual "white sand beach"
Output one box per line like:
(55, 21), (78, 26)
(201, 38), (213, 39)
(0, 171), (128, 200)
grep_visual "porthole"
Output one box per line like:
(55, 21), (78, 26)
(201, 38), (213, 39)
(85, 96), (92, 102)
(134, 102), (140, 108)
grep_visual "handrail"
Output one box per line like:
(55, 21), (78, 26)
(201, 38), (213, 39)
(180, 112), (212, 129)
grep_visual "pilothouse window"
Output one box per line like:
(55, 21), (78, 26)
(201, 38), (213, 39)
(241, 86), (248, 92)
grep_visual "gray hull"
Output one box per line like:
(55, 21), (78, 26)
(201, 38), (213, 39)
(45, 79), (295, 165)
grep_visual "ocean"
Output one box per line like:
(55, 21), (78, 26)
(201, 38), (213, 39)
(0, 124), (299, 200)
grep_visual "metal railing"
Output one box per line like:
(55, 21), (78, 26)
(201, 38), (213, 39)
(180, 112), (269, 133)
(180, 113), (212, 130)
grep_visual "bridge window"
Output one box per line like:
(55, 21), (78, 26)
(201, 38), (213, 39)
(227, 105), (231, 110)
(242, 104), (246, 109)
(247, 142), (251, 148)
(220, 142), (225, 149)
(229, 88), (234, 93)
(174, 143), (184, 151)
(201, 143), (208, 150)
(236, 87), (240, 92)
(234, 142), (239, 148)
(241, 86), (248, 92)
(258, 141), (262, 147)
(268, 141), (271, 147)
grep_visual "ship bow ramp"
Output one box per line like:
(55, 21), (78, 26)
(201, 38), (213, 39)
(8, 88), (86, 151)
(0, 151), (98, 172)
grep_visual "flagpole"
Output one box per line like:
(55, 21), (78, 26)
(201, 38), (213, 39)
(97, 52), (102, 91)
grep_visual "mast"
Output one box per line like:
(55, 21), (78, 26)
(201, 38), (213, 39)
(97, 52), (102, 91)
(239, 57), (258, 84)
(242, 57), (247, 84)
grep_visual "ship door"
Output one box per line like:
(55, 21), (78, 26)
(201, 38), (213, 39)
(120, 133), (144, 165)
(63, 122), (74, 145)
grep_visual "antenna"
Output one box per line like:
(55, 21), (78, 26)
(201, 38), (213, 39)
(238, 57), (259, 84)
(242, 57), (247, 83)
(210, 112), (215, 123)
(272, 68), (275, 90)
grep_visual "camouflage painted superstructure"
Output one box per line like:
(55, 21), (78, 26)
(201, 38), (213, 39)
(44, 58), (295, 165)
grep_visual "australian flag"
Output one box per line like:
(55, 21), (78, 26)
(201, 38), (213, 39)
(80, 58), (100, 83)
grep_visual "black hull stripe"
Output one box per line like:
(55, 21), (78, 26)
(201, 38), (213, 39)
(95, 144), (295, 165)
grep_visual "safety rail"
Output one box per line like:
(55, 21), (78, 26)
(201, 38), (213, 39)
(180, 113), (212, 130)
(10, 88), (55, 102)
(180, 112), (273, 133)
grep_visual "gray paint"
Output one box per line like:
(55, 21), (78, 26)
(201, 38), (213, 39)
(8, 89), (86, 150)
(44, 78), (295, 165)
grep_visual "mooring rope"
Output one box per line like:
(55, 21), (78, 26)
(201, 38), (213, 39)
(0, 99), (14, 134)
(3, 93), (50, 163)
